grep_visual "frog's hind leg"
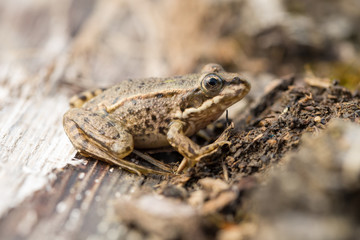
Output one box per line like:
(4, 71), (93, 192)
(63, 108), (170, 175)
(69, 88), (106, 108)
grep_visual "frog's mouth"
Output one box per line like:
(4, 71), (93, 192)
(219, 77), (251, 104)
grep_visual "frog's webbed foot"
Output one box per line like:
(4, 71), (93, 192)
(63, 108), (171, 175)
(167, 120), (230, 173)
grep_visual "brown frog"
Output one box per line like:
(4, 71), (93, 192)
(63, 64), (250, 175)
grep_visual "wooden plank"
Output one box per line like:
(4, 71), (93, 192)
(0, 79), (75, 217)
(0, 158), (163, 240)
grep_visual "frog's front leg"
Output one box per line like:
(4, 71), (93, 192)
(63, 108), (167, 175)
(167, 120), (231, 173)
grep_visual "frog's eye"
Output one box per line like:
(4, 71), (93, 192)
(201, 73), (223, 95)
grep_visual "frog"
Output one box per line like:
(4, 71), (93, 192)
(63, 63), (250, 175)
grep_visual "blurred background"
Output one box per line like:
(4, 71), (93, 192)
(0, 0), (359, 92)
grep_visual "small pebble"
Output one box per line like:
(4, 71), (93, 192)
(314, 116), (322, 123)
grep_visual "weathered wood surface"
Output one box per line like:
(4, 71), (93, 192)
(0, 159), (163, 240)
(0, 72), (75, 217)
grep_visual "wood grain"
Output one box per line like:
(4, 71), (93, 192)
(0, 158), (163, 239)
(0, 78), (75, 217)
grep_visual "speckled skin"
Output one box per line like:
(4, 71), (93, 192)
(63, 64), (250, 175)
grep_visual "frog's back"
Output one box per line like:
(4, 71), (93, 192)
(83, 74), (200, 109)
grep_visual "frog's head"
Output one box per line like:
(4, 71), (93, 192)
(179, 70), (250, 125)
